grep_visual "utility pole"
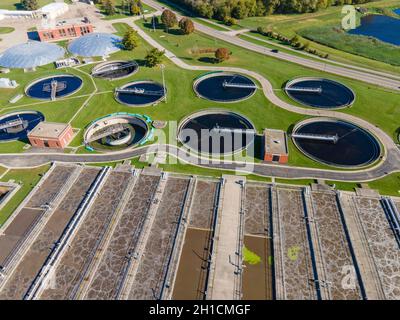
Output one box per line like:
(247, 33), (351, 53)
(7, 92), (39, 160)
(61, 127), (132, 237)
(160, 64), (166, 103)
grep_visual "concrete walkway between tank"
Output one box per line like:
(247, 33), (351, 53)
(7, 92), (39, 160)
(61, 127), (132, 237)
(206, 175), (245, 300)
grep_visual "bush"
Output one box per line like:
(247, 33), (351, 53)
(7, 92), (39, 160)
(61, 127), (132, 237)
(215, 47), (231, 62)
(179, 17), (195, 35)
(223, 16), (237, 26)
(145, 48), (165, 67)
(122, 28), (140, 50)
(161, 9), (177, 32)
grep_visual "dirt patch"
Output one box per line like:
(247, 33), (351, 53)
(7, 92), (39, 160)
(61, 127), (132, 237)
(172, 227), (211, 300)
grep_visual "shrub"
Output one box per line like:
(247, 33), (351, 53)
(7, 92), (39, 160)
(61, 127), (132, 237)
(215, 47), (231, 62)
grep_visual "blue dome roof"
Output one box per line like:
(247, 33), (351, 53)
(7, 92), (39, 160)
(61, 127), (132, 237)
(0, 41), (65, 69)
(68, 33), (122, 57)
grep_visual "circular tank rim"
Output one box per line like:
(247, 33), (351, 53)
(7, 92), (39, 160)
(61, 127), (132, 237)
(83, 113), (151, 152)
(292, 117), (382, 168)
(0, 110), (45, 143)
(177, 108), (256, 156)
(115, 80), (166, 107)
(91, 60), (139, 80)
(284, 77), (356, 110)
(25, 74), (83, 101)
(193, 72), (257, 104)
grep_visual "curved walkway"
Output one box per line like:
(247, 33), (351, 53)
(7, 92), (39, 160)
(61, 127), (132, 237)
(0, 14), (399, 182)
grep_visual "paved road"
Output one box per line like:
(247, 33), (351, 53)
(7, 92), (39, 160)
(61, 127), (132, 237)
(142, 0), (400, 91)
(0, 144), (399, 182)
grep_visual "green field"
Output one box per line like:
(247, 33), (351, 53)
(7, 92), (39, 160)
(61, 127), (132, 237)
(0, 0), (53, 10)
(0, 165), (50, 225)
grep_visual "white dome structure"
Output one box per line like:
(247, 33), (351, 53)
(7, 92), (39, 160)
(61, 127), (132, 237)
(40, 2), (69, 19)
(68, 33), (122, 57)
(0, 41), (65, 69)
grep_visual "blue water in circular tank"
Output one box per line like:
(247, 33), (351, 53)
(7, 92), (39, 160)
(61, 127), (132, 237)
(26, 75), (82, 100)
(0, 111), (44, 142)
(293, 120), (381, 167)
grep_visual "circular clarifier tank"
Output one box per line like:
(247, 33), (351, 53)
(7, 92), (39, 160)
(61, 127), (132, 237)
(115, 80), (166, 107)
(193, 72), (257, 103)
(26, 75), (83, 100)
(178, 110), (256, 155)
(0, 111), (44, 142)
(84, 113), (150, 152)
(285, 77), (355, 109)
(92, 60), (139, 80)
(292, 118), (381, 167)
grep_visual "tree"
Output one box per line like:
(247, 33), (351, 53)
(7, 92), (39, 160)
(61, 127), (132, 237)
(103, 0), (116, 16)
(179, 17), (195, 35)
(161, 9), (177, 32)
(145, 48), (165, 67)
(215, 48), (231, 62)
(130, 2), (141, 15)
(122, 29), (140, 50)
(21, 0), (38, 11)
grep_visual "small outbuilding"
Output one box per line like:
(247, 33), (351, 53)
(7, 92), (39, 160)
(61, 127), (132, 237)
(263, 129), (289, 164)
(28, 122), (74, 149)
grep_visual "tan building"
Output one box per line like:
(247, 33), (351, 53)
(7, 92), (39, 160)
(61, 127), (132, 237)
(28, 122), (74, 149)
(263, 129), (289, 164)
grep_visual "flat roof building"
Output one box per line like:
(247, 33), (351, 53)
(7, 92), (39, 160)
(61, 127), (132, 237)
(37, 18), (94, 42)
(263, 129), (289, 164)
(28, 122), (74, 149)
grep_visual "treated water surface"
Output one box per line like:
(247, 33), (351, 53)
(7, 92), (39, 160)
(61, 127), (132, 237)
(349, 14), (400, 46)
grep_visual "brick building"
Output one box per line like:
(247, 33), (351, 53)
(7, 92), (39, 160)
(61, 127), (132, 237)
(37, 20), (93, 42)
(263, 129), (289, 164)
(28, 122), (74, 149)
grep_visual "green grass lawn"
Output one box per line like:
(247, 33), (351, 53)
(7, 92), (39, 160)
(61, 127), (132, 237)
(136, 19), (400, 142)
(0, 165), (50, 226)
(0, 27), (14, 34)
(0, 0), (52, 10)
(368, 173), (400, 196)
(150, 0), (400, 75)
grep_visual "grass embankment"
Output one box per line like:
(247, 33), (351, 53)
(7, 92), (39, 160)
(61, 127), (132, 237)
(299, 22), (400, 66)
(0, 165), (50, 226)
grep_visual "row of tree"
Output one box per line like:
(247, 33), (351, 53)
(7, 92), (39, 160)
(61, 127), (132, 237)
(160, 9), (195, 34)
(256, 27), (329, 58)
(168, 0), (374, 21)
